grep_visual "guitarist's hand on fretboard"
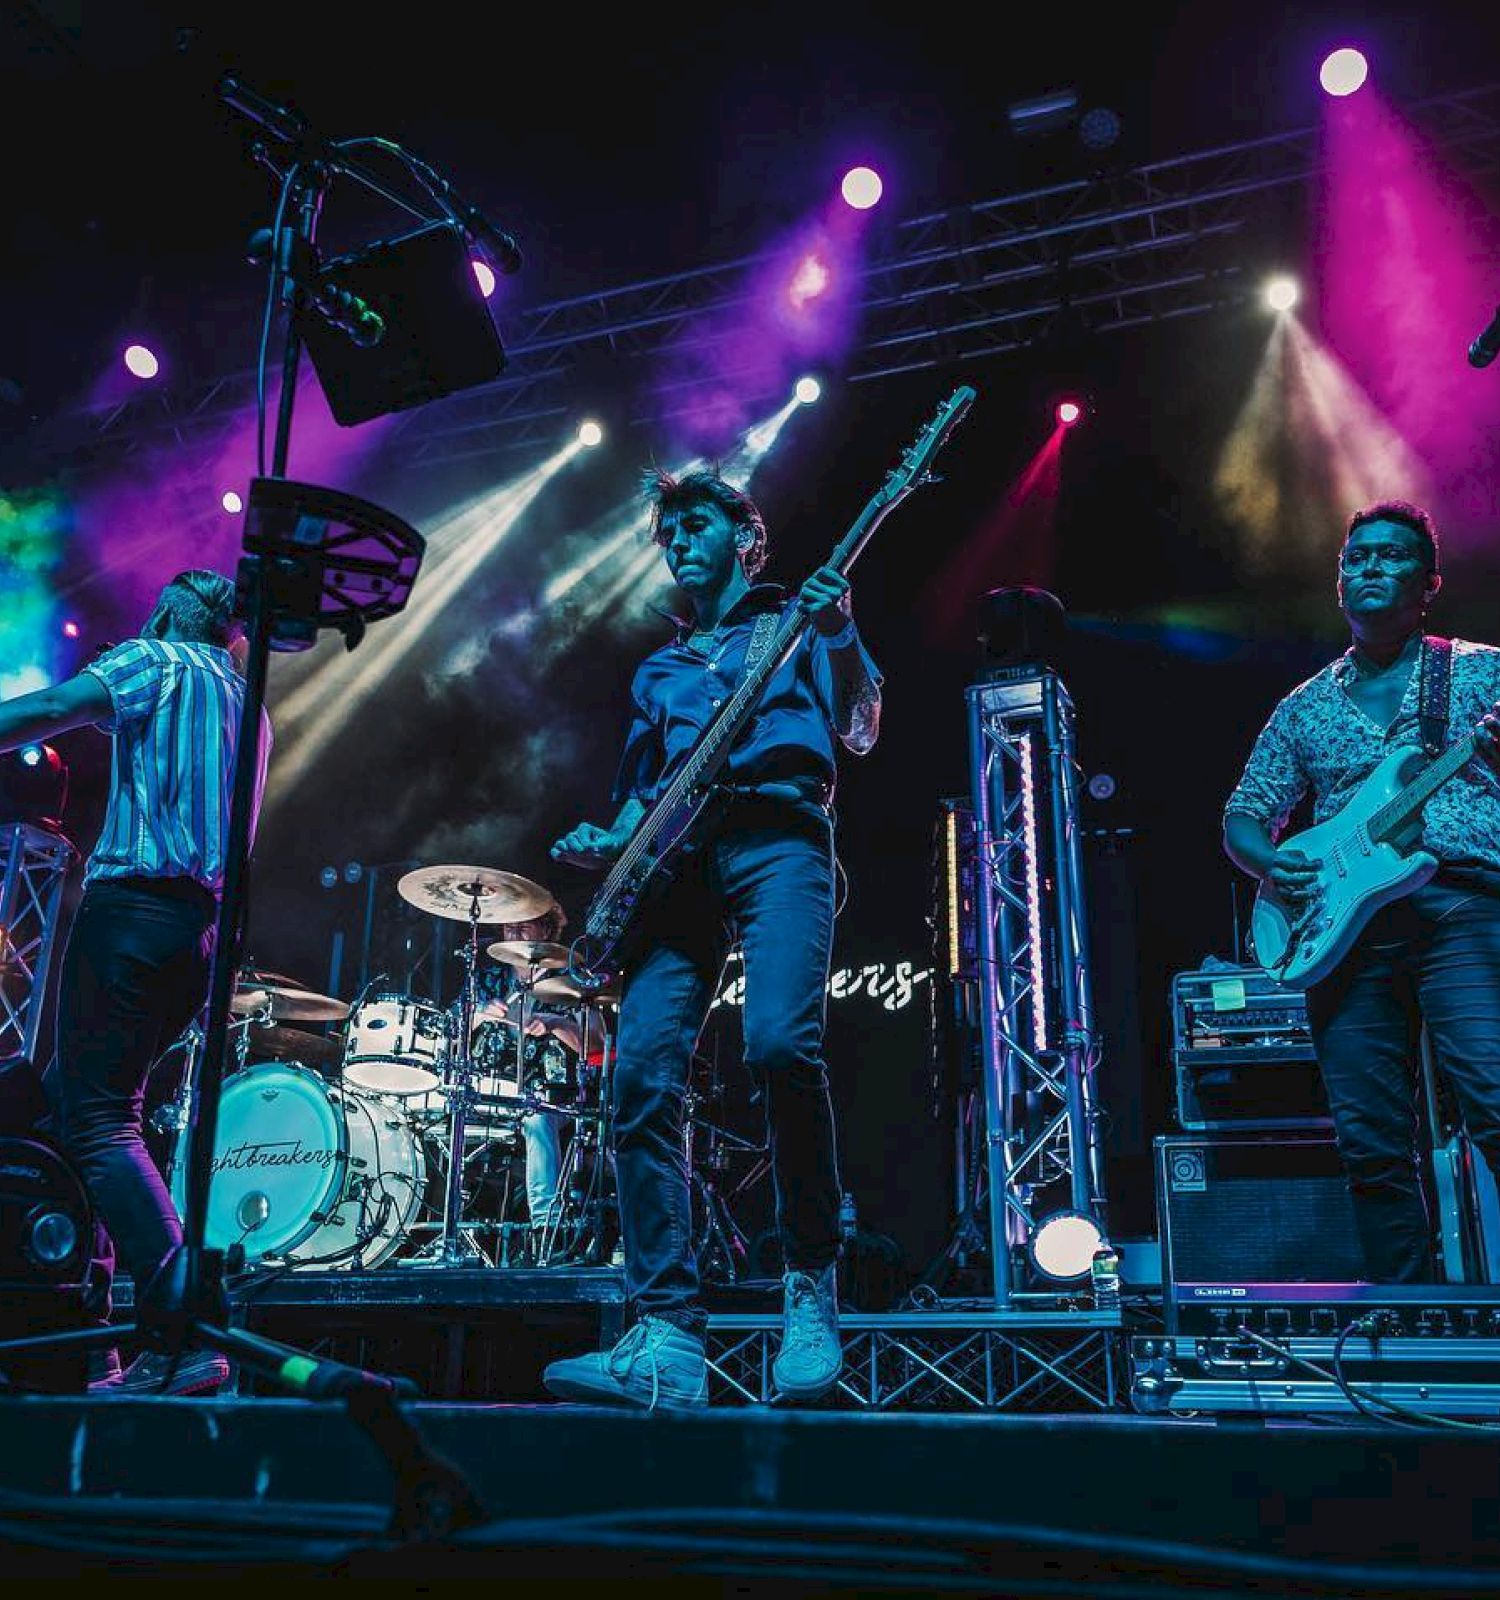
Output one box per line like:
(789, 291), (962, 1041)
(798, 566), (854, 635)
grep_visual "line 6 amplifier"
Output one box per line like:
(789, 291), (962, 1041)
(1171, 963), (1329, 1131)
(1130, 1285), (1500, 1419)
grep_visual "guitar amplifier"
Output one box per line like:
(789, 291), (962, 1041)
(1171, 962), (1330, 1131)
(1156, 1133), (1367, 1332)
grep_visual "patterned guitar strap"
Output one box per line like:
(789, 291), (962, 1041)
(1419, 634), (1453, 758)
(741, 608), (781, 677)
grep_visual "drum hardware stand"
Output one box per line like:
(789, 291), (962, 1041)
(684, 1078), (767, 1285)
(401, 895), (489, 1266)
(0, 76), (505, 1538)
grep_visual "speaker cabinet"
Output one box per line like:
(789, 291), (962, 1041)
(1155, 1133), (1367, 1329)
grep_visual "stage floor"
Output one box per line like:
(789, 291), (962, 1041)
(2, 1393), (1498, 1592)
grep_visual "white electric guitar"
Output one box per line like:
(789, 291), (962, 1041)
(1251, 723), (1487, 989)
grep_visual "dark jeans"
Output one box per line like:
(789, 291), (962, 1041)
(612, 800), (840, 1333)
(47, 878), (216, 1307)
(1306, 879), (1500, 1283)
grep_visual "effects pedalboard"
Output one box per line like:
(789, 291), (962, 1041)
(1131, 1284), (1500, 1420)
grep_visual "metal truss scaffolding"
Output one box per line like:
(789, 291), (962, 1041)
(27, 83), (1500, 473)
(707, 1311), (1119, 1412)
(0, 823), (76, 1066)
(966, 670), (1108, 1309)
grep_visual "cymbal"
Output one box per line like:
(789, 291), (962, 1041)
(231, 982), (350, 1022)
(531, 972), (622, 1006)
(248, 1023), (342, 1067)
(486, 939), (570, 971)
(239, 966), (309, 990)
(397, 865), (555, 924)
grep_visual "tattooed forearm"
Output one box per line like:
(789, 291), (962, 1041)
(836, 673), (881, 754)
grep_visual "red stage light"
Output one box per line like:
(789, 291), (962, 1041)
(1057, 400), (1082, 427)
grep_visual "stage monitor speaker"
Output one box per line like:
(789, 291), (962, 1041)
(1155, 1133), (1367, 1330)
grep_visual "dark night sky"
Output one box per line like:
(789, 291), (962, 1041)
(4, 0), (1499, 1269)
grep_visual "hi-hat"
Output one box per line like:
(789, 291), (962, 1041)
(398, 865), (555, 924)
(486, 939), (570, 971)
(231, 982), (349, 1022)
(248, 1023), (342, 1067)
(531, 971), (622, 1005)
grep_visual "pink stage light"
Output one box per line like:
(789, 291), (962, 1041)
(123, 343), (159, 380)
(472, 258), (497, 299)
(62, 620), (80, 639)
(1057, 400), (1082, 427)
(1319, 47), (1369, 97)
(840, 166), (883, 211)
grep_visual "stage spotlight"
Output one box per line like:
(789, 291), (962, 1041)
(319, 865), (339, 890)
(795, 375), (822, 405)
(61, 621), (80, 640)
(1319, 47), (1369, 97)
(840, 165), (883, 211)
(577, 419), (604, 448)
(1264, 274), (1300, 313)
(0, 744), (67, 829)
(1027, 1209), (1104, 1283)
(19, 747), (41, 769)
(1078, 106), (1122, 152)
(123, 343), (159, 380)
(472, 258), (497, 299)
(342, 861), (364, 885)
(1056, 399), (1083, 427)
(221, 490), (244, 514)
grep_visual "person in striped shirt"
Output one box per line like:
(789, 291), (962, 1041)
(0, 570), (270, 1393)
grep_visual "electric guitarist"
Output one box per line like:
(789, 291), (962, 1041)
(544, 467), (881, 1408)
(1223, 500), (1500, 1283)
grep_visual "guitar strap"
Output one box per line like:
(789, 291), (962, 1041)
(740, 608), (781, 677)
(1419, 634), (1453, 758)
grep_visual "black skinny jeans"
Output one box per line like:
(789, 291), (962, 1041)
(47, 877), (215, 1305)
(1306, 878), (1500, 1282)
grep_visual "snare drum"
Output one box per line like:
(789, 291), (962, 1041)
(342, 992), (447, 1095)
(172, 1062), (426, 1269)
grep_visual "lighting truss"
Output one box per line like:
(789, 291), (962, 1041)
(707, 1310), (1119, 1411)
(16, 82), (1500, 474)
(0, 823), (77, 1065)
(966, 672), (1108, 1309)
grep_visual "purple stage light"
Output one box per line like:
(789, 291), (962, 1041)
(472, 258), (497, 299)
(123, 343), (159, 380)
(1319, 47), (1369, 97)
(788, 252), (831, 310)
(840, 166), (883, 210)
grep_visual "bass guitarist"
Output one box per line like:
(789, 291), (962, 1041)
(544, 467), (881, 1407)
(1224, 500), (1500, 1282)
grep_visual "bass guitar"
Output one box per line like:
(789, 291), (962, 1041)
(570, 383), (977, 987)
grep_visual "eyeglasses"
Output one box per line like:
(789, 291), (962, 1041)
(1339, 543), (1425, 573)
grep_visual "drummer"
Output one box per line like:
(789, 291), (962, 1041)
(470, 903), (587, 1257)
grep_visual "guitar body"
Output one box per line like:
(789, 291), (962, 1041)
(1250, 746), (1440, 989)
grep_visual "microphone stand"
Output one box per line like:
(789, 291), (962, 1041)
(0, 94), (484, 1540)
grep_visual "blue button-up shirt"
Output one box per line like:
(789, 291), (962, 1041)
(612, 585), (881, 807)
(82, 638), (272, 897)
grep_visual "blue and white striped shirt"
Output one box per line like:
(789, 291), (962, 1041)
(82, 639), (272, 897)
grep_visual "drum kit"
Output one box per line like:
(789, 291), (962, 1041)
(155, 864), (623, 1274)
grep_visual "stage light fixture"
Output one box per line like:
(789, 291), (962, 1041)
(319, 865), (339, 890)
(1027, 1209), (1104, 1282)
(1007, 89), (1078, 140)
(1319, 47), (1369, 97)
(1056, 399), (1083, 427)
(221, 490), (244, 514)
(123, 343), (159, 380)
(1078, 107), (1122, 152)
(472, 258), (497, 299)
(840, 165), (883, 211)
(795, 375), (822, 405)
(60, 622), (80, 640)
(577, 419), (604, 447)
(0, 744), (68, 830)
(1264, 275), (1300, 313)
(19, 747), (41, 769)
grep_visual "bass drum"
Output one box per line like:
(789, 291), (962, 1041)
(171, 1062), (425, 1270)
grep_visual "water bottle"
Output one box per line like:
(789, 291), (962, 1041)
(1090, 1243), (1122, 1310)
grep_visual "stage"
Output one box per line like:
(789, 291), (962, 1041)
(3, 1390), (1498, 1592)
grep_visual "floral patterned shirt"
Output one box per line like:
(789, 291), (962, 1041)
(1224, 637), (1500, 875)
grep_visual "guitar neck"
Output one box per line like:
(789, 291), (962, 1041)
(1369, 732), (1481, 841)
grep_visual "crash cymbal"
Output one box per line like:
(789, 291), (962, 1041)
(530, 972), (621, 1005)
(397, 865), (555, 924)
(239, 966), (309, 990)
(248, 1023), (342, 1067)
(485, 939), (570, 971)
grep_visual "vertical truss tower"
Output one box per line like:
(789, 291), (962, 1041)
(0, 824), (77, 1068)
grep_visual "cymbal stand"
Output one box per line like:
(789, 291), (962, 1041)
(686, 1057), (769, 1286)
(405, 891), (486, 1266)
